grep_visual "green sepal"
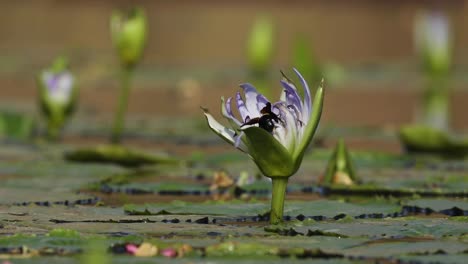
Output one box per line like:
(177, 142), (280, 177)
(111, 7), (147, 68)
(243, 126), (295, 178)
(293, 80), (324, 163)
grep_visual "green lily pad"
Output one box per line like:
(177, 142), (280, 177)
(267, 218), (468, 239)
(399, 125), (468, 157)
(124, 200), (400, 218)
(403, 198), (468, 211)
(65, 144), (181, 167)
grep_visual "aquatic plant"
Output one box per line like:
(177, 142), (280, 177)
(203, 69), (324, 224)
(37, 56), (77, 140)
(110, 7), (147, 143)
(322, 138), (359, 185)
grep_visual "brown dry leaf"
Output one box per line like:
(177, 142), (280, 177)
(210, 171), (234, 190)
(177, 244), (193, 257)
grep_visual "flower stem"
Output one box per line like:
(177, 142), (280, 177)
(422, 77), (449, 131)
(111, 65), (133, 143)
(270, 177), (288, 225)
(46, 111), (64, 141)
(46, 119), (61, 141)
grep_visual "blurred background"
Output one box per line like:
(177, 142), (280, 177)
(0, 0), (467, 153)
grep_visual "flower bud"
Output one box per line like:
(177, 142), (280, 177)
(111, 7), (148, 68)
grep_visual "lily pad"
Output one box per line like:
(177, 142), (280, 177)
(124, 200), (400, 218)
(266, 218), (468, 239)
(399, 125), (468, 157)
(65, 145), (181, 167)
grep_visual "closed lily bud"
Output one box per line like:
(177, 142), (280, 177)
(111, 7), (148, 68)
(37, 57), (77, 140)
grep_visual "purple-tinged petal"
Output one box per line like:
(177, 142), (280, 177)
(42, 71), (74, 105)
(236, 92), (250, 122)
(256, 93), (269, 112)
(271, 101), (284, 116)
(222, 97), (242, 127)
(287, 104), (303, 127)
(293, 68), (311, 123)
(280, 80), (302, 112)
(239, 83), (261, 117)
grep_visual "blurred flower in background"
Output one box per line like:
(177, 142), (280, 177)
(37, 56), (77, 140)
(414, 9), (452, 131)
(414, 10), (452, 77)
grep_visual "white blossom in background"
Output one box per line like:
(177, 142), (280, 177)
(414, 10), (452, 74)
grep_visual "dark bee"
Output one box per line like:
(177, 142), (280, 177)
(241, 102), (280, 133)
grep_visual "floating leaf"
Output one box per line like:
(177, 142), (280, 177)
(65, 144), (180, 167)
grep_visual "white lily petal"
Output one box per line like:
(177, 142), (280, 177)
(276, 103), (298, 153)
(203, 110), (236, 144)
(203, 109), (248, 152)
(235, 91), (250, 122)
(43, 71), (74, 105)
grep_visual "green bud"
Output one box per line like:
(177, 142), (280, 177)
(247, 16), (274, 73)
(111, 7), (148, 68)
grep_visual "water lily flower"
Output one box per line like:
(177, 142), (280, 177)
(37, 57), (77, 140)
(203, 69), (324, 224)
(111, 7), (147, 68)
